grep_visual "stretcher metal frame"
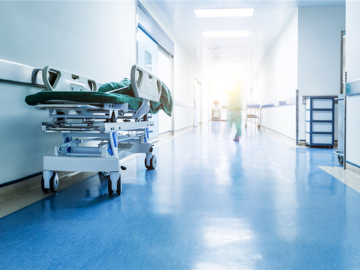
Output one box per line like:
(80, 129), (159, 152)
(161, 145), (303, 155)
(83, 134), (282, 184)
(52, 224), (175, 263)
(34, 65), (161, 195)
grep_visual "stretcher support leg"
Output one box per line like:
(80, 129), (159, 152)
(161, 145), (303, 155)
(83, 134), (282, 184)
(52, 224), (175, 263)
(110, 171), (120, 191)
(43, 171), (53, 189)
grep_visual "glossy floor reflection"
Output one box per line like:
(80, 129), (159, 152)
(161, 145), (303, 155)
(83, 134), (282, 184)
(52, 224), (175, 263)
(1, 122), (360, 270)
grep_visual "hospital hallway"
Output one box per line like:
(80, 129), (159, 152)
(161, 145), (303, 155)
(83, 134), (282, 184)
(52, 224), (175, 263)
(1, 121), (360, 270)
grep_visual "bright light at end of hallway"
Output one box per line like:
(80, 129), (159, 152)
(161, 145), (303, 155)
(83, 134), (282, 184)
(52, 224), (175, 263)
(194, 8), (254, 17)
(203, 31), (249, 37)
(214, 64), (242, 67)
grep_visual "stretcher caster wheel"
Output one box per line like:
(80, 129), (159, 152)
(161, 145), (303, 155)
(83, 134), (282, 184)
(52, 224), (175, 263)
(145, 155), (157, 170)
(41, 177), (49, 193)
(50, 172), (59, 193)
(117, 176), (122, 195)
(107, 177), (113, 195)
(107, 174), (121, 196)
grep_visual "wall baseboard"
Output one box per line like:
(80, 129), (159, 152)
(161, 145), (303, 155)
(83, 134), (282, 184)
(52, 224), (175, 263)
(346, 162), (360, 177)
(260, 126), (297, 146)
(0, 172), (96, 204)
(261, 127), (338, 147)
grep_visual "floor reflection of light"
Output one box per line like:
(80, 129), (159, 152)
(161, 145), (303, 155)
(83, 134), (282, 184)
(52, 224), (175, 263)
(275, 176), (298, 242)
(194, 261), (254, 270)
(214, 165), (232, 186)
(192, 218), (262, 270)
(203, 218), (254, 247)
(204, 227), (253, 247)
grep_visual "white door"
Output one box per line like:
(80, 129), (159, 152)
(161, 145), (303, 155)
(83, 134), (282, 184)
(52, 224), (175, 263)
(158, 46), (172, 134)
(197, 81), (202, 124)
(137, 27), (159, 138)
(193, 78), (198, 127)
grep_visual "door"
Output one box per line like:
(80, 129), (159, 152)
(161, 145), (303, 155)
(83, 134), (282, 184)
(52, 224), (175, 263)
(193, 78), (198, 127)
(158, 46), (172, 134)
(137, 27), (159, 138)
(197, 81), (202, 124)
(193, 78), (202, 126)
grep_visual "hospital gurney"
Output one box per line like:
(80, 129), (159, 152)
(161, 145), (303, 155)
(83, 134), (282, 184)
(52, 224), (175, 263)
(25, 65), (172, 196)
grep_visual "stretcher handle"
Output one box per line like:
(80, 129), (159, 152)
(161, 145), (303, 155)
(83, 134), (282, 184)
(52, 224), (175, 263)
(42, 66), (98, 92)
(131, 65), (162, 102)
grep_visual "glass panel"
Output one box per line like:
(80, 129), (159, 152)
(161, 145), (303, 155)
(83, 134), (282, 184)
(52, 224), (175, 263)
(312, 99), (333, 109)
(312, 134), (332, 144)
(145, 50), (152, 71)
(312, 111), (332, 121)
(312, 122), (333, 132)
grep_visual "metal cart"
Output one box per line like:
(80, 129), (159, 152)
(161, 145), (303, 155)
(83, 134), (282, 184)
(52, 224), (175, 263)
(245, 104), (261, 129)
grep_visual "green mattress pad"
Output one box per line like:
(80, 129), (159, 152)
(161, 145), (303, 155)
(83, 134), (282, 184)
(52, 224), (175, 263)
(25, 78), (173, 116)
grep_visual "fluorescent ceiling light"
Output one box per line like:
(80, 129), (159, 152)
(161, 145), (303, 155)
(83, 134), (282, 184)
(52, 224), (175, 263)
(194, 8), (254, 17)
(203, 31), (249, 37)
(215, 64), (242, 67)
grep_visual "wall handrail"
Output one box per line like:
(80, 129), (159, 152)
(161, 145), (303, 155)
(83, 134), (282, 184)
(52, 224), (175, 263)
(0, 59), (103, 89)
(260, 97), (296, 108)
(174, 99), (194, 108)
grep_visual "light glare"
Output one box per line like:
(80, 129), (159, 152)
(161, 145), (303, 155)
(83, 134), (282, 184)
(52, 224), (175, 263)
(214, 64), (242, 67)
(203, 31), (249, 37)
(194, 8), (254, 17)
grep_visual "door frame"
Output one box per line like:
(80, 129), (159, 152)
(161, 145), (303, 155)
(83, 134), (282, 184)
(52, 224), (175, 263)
(135, 1), (175, 134)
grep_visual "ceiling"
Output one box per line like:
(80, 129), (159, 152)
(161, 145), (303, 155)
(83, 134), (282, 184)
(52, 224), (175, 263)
(146, 0), (345, 84)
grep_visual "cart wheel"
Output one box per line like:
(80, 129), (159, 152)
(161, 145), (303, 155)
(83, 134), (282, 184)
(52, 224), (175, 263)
(338, 155), (344, 166)
(145, 155), (157, 170)
(50, 172), (59, 193)
(107, 177), (113, 195)
(41, 176), (49, 193)
(117, 176), (122, 195)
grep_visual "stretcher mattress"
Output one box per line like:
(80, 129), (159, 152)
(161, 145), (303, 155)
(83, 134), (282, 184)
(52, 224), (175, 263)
(25, 79), (173, 116)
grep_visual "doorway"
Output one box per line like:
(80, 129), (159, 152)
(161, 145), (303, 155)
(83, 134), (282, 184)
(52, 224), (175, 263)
(137, 27), (159, 138)
(193, 78), (202, 127)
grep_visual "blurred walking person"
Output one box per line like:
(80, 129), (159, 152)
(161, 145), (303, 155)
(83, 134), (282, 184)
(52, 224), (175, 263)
(228, 81), (243, 141)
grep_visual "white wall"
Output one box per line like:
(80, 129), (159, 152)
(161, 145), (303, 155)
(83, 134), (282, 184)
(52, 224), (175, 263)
(0, 1), (136, 83)
(345, 1), (360, 83)
(346, 95), (360, 166)
(0, 1), (136, 185)
(256, 10), (298, 138)
(256, 10), (298, 106)
(174, 45), (196, 130)
(345, 0), (360, 167)
(141, 0), (196, 131)
(261, 106), (296, 139)
(298, 6), (345, 140)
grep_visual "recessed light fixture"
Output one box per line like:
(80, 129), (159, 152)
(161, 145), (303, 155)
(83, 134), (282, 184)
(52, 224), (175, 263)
(203, 31), (249, 37)
(214, 64), (242, 67)
(194, 8), (254, 17)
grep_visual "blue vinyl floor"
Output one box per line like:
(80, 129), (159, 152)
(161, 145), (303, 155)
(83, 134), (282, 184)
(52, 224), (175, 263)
(1, 122), (360, 269)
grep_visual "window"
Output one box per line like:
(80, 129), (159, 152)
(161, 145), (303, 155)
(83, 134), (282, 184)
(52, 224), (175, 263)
(145, 50), (152, 71)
